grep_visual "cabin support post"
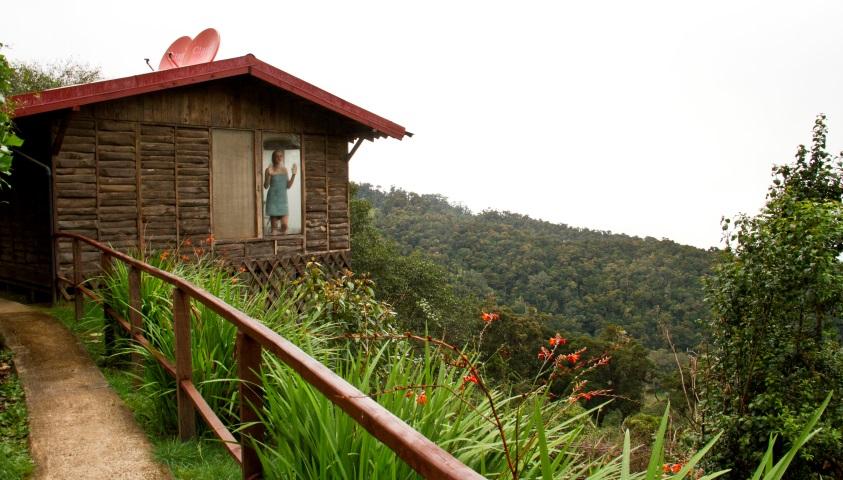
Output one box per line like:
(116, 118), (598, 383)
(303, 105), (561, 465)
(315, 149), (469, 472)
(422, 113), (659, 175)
(173, 287), (197, 440)
(346, 137), (365, 162)
(237, 331), (264, 480)
(72, 238), (83, 322)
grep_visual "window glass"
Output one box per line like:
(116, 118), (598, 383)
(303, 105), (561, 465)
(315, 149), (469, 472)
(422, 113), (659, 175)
(261, 133), (302, 236)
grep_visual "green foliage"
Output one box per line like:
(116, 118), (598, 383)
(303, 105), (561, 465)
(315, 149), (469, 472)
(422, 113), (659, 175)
(575, 326), (653, 419)
(0, 347), (35, 479)
(65, 248), (826, 479)
(352, 187), (659, 419)
(354, 183), (713, 350)
(258, 341), (595, 479)
(623, 412), (661, 443)
(8, 58), (101, 95)
(351, 185), (477, 343)
(152, 438), (239, 480)
(0, 44), (23, 186)
(703, 115), (843, 477)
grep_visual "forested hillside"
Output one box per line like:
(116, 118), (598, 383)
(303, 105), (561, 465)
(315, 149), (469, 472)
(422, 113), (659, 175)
(355, 183), (715, 349)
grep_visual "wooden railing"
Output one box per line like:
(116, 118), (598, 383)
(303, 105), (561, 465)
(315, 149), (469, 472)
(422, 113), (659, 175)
(55, 232), (484, 480)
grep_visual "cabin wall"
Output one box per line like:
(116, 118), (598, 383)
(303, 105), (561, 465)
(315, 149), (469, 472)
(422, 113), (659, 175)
(51, 77), (353, 279)
(0, 117), (53, 294)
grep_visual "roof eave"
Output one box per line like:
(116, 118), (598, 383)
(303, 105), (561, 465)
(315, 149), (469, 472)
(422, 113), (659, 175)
(11, 54), (407, 140)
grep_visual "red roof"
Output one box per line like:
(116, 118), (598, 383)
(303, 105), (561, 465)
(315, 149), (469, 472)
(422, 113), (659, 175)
(11, 54), (407, 140)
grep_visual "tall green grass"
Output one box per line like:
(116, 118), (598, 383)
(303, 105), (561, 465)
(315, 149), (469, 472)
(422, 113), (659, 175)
(91, 253), (829, 479)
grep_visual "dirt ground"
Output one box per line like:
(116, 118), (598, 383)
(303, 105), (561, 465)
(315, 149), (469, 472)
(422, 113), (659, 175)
(0, 298), (171, 479)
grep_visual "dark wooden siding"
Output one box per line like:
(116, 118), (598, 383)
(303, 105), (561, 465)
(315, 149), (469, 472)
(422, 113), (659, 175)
(55, 113), (99, 276)
(88, 77), (362, 135)
(140, 125), (177, 248)
(51, 76), (353, 276)
(327, 137), (350, 251)
(97, 120), (138, 249)
(177, 128), (212, 238)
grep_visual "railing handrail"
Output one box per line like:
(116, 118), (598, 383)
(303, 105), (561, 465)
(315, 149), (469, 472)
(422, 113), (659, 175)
(55, 231), (484, 480)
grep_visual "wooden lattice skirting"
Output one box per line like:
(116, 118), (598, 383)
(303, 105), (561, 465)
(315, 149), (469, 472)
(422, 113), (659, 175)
(232, 250), (351, 300)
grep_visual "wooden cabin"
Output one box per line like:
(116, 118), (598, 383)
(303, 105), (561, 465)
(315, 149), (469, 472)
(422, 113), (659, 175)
(1, 54), (408, 299)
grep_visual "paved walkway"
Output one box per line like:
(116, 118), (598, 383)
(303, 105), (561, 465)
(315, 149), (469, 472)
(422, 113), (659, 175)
(0, 298), (170, 480)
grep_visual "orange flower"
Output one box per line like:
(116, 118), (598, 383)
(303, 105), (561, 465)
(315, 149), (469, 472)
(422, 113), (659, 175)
(231, 277), (239, 284)
(565, 352), (580, 365)
(662, 464), (670, 473)
(481, 312), (499, 323)
(183, 238), (192, 246)
(204, 233), (216, 245)
(549, 333), (566, 347)
(537, 346), (553, 361)
(238, 265), (247, 273)
(463, 374), (479, 385)
(670, 463), (682, 474)
(416, 391), (428, 405)
(404, 390), (415, 399)
(159, 250), (170, 261)
(180, 255), (190, 262)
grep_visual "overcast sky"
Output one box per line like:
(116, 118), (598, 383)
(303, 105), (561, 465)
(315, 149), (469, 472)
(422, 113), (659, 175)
(6, 0), (843, 249)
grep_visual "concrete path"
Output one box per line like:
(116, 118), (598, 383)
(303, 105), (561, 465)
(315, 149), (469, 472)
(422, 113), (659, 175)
(0, 298), (171, 480)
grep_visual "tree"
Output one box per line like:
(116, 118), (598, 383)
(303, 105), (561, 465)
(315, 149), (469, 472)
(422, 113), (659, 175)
(703, 115), (843, 478)
(1, 53), (100, 185)
(350, 185), (476, 343)
(0, 44), (22, 186)
(9, 58), (101, 95)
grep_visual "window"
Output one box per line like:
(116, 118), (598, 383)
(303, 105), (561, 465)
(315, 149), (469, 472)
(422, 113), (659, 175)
(261, 133), (302, 236)
(211, 129), (256, 240)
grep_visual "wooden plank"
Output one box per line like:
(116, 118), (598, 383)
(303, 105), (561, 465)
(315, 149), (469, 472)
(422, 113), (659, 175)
(237, 332), (264, 479)
(173, 287), (196, 440)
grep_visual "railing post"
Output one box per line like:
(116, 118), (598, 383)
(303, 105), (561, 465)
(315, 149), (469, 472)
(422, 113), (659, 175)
(73, 238), (83, 322)
(128, 266), (143, 370)
(101, 252), (116, 359)
(237, 331), (264, 480)
(173, 287), (196, 440)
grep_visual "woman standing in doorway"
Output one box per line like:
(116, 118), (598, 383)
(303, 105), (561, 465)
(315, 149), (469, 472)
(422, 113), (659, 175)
(264, 149), (298, 235)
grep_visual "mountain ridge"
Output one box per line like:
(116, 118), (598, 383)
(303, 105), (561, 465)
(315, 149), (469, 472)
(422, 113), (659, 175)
(355, 183), (714, 349)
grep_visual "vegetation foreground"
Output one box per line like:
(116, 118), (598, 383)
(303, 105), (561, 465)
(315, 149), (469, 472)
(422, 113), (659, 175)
(0, 345), (35, 479)
(51, 241), (828, 479)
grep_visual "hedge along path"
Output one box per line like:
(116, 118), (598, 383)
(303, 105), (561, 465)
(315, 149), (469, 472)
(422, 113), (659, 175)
(0, 298), (170, 480)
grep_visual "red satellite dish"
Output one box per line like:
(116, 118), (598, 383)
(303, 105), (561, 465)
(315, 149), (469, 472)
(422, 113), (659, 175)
(157, 28), (221, 71)
(158, 36), (191, 70)
(185, 28), (221, 65)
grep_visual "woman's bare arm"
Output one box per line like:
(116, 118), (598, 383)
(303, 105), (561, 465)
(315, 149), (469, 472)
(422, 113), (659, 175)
(286, 164), (298, 188)
(264, 168), (270, 189)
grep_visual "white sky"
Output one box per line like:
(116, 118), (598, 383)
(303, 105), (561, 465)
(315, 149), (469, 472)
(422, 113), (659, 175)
(5, 0), (843, 249)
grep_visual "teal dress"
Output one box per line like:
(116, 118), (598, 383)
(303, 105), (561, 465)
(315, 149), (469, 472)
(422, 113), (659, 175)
(265, 172), (289, 217)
